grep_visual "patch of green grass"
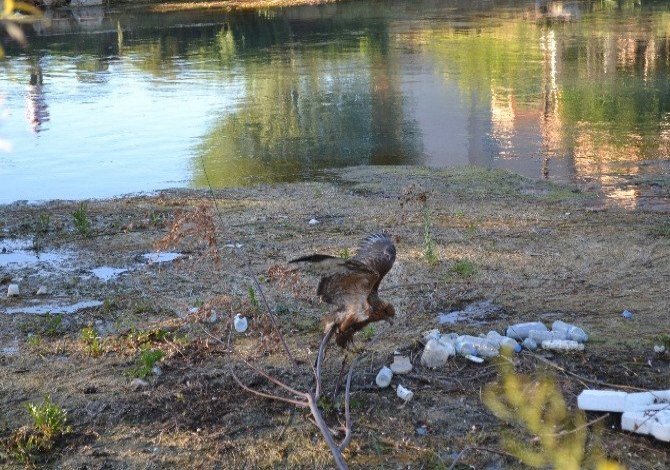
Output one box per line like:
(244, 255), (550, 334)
(80, 326), (102, 357)
(26, 334), (42, 349)
(338, 247), (351, 260)
(650, 223), (670, 238)
(126, 327), (170, 346)
(450, 259), (476, 278)
(72, 202), (92, 238)
(43, 314), (64, 337)
(247, 286), (259, 308)
(361, 325), (375, 341)
(6, 396), (71, 464)
(422, 208), (439, 265)
(127, 348), (164, 378)
(132, 301), (156, 315)
(274, 303), (290, 316)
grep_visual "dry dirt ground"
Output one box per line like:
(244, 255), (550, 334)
(0, 166), (668, 469)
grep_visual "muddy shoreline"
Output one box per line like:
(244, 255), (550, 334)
(1, 166), (668, 468)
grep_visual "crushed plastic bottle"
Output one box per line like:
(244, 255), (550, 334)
(376, 366), (393, 388)
(6, 284), (19, 297)
(421, 339), (453, 368)
(541, 339), (585, 351)
(422, 329), (441, 343)
(234, 314), (248, 333)
(455, 335), (500, 358)
(528, 329), (567, 343)
(522, 337), (538, 351)
(551, 320), (588, 343)
(486, 331), (522, 353)
(506, 322), (547, 340)
(396, 384), (414, 402)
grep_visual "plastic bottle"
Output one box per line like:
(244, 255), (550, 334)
(396, 384), (414, 402)
(506, 322), (547, 340)
(376, 366), (393, 388)
(486, 331), (522, 353)
(541, 339), (585, 351)
(421, 339), (453, 368)
(234, 314), (248, 333)
(522, 337), (538, 351)
(551, 320), (588, 343)
(529, 329), (567, 342)
(455, 335), (500, 358)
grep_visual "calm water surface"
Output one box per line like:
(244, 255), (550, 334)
(1, 0), (670, 208)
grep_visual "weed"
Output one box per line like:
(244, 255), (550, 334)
(650, 223), (670, 238)
(72, 202), (92, 237)
(126, 327), (170, 347)
(32, 212), (51, 252)
(26, 334), (42, 349)
(42, 314), (63, 337)
(132, 301), (156, 315)
(247, 286), (259, 308)
(338, 247), (351, 260)
(6, 396), (71, 464)
(127, 348), (165, 378)
(422, 207), (439, 265)
(454, 209), (466, 218)
(274, 303), (290, 316)
(80, 326), (102, 357)
(483, 354), (624, 470)
(450, 259), (476, 278)
(317, 396), (335, 414)
(102, 298), (116, 314)
(361, 325), (375, 341)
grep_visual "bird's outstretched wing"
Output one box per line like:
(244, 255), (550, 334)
(289, 255), (379, 309)
(353, 233), (396, 290)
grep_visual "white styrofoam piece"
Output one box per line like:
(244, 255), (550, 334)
(578, 390), (670, 413)
(621, 410), (670, 442)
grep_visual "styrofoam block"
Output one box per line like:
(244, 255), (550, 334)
(621, 410), (670, 442)
(578, 390), (670, 413)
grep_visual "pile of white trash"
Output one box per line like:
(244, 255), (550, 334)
(419, 320), (589, 368)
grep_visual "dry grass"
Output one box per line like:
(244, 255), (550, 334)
(147, 0), (336, 13)
(0, 166), (668, 469)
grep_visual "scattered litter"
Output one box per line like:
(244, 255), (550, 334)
(421, 339), (453, 368)
(522, 337), (538, 351)
(506, 322), (547, 340)
(622, 309), (634, 319)
(455, 335), (499, 358)
(390, 355), (412, 374)
(416, 425), (428, 436)
(486, 331), (521, 352)
(152, 366), (162, 377)
(7, 284), (19, 297)
(653, 344), (666, 354)
(422, 329), (441, 343)
(208, 312), (218, 324)
(234, 314), (248, 333)
(36, 285), (48, 295)
(142, 252), (183, 264)
(552, 320), (588, 342)
(130, 378), (149, 389)
(578, 389), (670, 442)
(308, 218), (319, 225)
(396, 384), (414, 402)
(541, 339), (584, 351)
(224, 243), (243, 249)
(465, 355), (484, 364)
(375, 366), (393, 388)
(529, 329), (568, 342)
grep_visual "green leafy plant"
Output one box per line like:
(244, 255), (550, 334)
(361, 325), (375, 341)
(72, 202), (92, 237)
(483, 355), (624, 470)
(338, 247), (351, 260)
(247, 286), (259, 308)
(80, 326), (102, 357)
(42, 314), (63, 337)
(127, 348), (164, 378)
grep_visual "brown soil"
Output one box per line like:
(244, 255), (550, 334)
(0, 166), (668, 469)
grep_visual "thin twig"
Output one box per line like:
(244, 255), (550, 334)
(339, 357), (358, 451)
(316, 325), (336, 400)
(542, 413), (610, 437)
(229, 366), (309, 408)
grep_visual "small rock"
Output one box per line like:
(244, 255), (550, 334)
(7, 284), (19, 297)
(421, 339), (453, 369)
(36, 285), (48, 295)
(130, 378), (149, 389)
(396, 384), (414, 402)
(390, 355), (412, 374)
(622, 310), (634, 319)
(234, 314), (248, 333)
(152, 366), (162, 376)
(375, 366), (393, 388)
(308, 218), (319, 225)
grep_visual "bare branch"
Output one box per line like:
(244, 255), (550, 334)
(339, 357), (357, 451)
(315, 325), (336, 399)
(229, 365), (309, 408)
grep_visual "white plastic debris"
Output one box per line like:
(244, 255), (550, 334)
(529, 329), (567, 343)
(375, 366), (393, 388)
(551, 320), (588, 343)
(654, 344), (667, 354)
(396, 384), (414, 402)
(578, 389), (670, 442)
(486, 331), (521, 353)
(522, 337), (538, 350)
(36, 285), (48, 295)
(421, 339), (453, 368)
(208, 312), (218, 324)
(622, 309), (633, 319)
(541, 339), (584, 351)
(422, 329), (441, 343)
(234, 314), (248, 333)
(308, 218), (319, 225)
(130, 378), (149, 389)
(506, 322), (547, 340)
(152, 366), (162, 376)
(465, 355), (484, 364)
(622, 410), (670, 442)
(455, 335), (500, 358)
(390, 355), (413, 374)
(7, 284), (19, 297)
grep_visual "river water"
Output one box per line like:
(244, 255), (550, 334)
(1, 0), (669, 208)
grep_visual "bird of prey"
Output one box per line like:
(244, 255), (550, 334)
(290, 233), (396, 348)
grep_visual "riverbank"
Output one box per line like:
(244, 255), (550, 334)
(1, 166), (668, 468)
(144, 0), (336, 13)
